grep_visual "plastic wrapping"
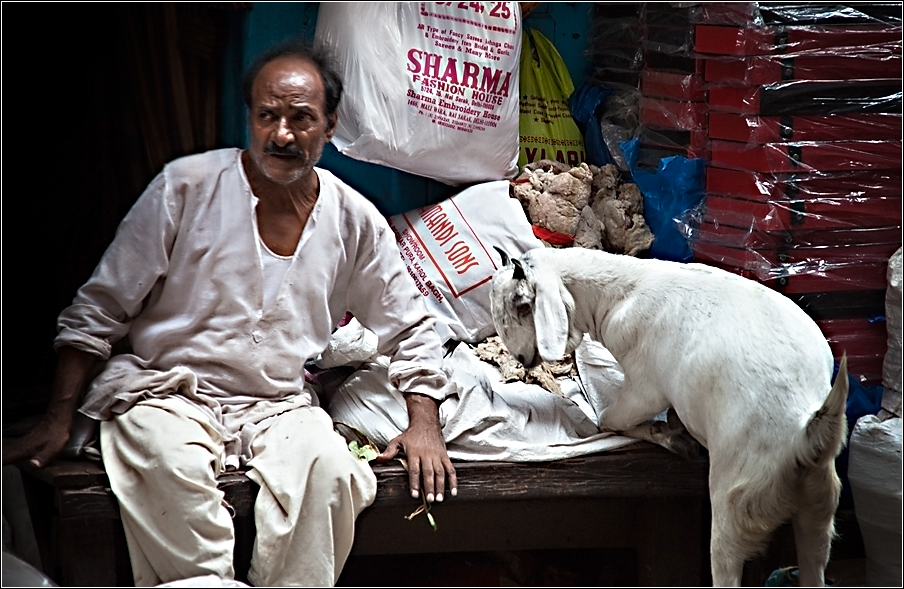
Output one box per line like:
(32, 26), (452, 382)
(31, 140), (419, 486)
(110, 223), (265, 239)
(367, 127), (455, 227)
(642, 69), (707, 101)
(789, 290), (887, 320)
(638, 1), (904, 319)
(679, 170), (901, 301)
(584, 5), (644, 89)
(707, 79), (902, 115)
(569, 82), (640, 171)
(645, 24), (698, 57)
(818, 317), (890, 383)
(695, 22), (903, 56)
(708, 112), (902, 144)
(624, 2), (904, 157)
(679, 188), (900, 294)
(704, 51), (902, 85)
(640, 96), (707, 130)
(641, 127), (708, 155)
(704, 167), (901, 202)
(589, 2), (901, 313)
(709, 139), (902, 173)
(690, 3), (903, 28)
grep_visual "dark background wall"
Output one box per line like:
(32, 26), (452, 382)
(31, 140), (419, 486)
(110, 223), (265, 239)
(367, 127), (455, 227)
(1, 3), (245, 420)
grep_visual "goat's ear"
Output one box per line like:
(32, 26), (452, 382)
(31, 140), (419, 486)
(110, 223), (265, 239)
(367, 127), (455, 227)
(533, 277), (569, 361)
(493, 246), (511, 267)
(511, 258), (526, 280)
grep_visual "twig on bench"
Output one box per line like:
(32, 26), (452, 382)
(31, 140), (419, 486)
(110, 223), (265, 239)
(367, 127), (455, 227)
(399, 458), (438, 532)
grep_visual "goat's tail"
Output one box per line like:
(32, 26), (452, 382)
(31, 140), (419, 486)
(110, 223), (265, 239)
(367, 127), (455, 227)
(800, 353), (850, 468)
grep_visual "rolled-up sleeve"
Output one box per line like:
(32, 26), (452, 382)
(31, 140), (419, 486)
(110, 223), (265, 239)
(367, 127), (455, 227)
(55, 171), (178, 360)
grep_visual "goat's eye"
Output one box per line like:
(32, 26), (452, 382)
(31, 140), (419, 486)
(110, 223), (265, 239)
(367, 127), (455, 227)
(515, 303), (531, 318)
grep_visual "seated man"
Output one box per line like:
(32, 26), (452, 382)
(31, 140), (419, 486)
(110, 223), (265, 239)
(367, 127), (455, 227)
(2, 38), (457, 587)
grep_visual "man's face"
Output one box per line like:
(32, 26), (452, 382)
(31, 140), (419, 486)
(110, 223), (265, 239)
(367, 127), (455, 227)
(246, 56), (336, 186)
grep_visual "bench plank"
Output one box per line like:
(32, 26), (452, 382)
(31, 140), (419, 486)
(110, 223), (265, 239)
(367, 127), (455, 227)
(15, 443), (712, 586)
(24, 444), (709, 519)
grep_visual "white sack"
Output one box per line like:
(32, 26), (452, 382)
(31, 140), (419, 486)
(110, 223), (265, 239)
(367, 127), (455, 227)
(883, 247), (902, 416)
(848, 415), (903, 588)
(388, 181), (543, 343)
(314, 2), (522, 186)
(327, 343), (636, 462)
(314, 317), (379, 370)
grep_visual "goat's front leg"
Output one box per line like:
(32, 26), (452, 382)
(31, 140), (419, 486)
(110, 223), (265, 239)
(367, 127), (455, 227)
(599, 379), (699, 460)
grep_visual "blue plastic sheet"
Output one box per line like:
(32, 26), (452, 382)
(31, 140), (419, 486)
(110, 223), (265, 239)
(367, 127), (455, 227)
(569, 82), (616, 167)
(621, 137), (706, 263)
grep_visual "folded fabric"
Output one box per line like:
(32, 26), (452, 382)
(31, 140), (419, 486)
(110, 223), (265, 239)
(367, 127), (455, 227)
(327, 341), (636, 462)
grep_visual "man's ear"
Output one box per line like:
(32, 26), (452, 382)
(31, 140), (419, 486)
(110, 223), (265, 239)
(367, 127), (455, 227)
(325, 111), (338, 139)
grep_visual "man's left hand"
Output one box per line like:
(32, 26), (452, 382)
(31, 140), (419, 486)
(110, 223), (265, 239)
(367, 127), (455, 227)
(377, 393), (457, 502)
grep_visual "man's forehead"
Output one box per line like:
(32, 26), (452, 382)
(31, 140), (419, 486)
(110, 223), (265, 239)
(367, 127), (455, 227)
(252, 56), (323, 100)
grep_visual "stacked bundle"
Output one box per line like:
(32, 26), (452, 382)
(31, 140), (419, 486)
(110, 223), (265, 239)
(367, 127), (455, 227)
(687, 2), (902, 384)
(639, 3), (710, 163)
(584, 3), (645, 89)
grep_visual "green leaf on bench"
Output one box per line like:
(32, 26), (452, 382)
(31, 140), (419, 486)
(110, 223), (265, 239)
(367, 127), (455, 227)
(348, 439), (379, 462)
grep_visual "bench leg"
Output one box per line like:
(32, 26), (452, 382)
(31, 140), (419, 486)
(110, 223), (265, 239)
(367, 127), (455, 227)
(58, 517), (132, 587)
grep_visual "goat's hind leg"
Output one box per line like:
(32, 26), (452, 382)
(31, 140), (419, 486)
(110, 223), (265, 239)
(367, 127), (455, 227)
(792, 465), (841, 587)
(709, 482), (776, 587)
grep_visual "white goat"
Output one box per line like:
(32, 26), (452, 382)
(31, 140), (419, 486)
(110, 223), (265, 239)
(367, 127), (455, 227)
(489, 246), (849, 587)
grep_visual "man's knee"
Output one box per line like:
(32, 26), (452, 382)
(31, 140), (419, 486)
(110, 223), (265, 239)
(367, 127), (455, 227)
(105, 402), (223, 482)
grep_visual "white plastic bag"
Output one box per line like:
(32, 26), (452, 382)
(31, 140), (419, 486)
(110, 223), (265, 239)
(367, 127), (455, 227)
(314, 2), (522, 185)
(848, 415), (903, 588)
(387, 180), (542, 343)
(882, 246), (902, 416)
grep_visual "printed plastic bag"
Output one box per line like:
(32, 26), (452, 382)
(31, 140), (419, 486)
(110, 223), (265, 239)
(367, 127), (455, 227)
(314, 2), (522, 186)
(387, 180), (543, 344)
(518, 27), (586, 169)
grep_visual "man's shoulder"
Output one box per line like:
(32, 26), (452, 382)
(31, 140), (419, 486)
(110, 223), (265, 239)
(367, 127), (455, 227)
(165, 148), (241, 178)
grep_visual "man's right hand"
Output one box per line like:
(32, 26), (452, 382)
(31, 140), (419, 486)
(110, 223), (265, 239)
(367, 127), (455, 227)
(2, 415), (72, 468)
(3, 346), (98, 468)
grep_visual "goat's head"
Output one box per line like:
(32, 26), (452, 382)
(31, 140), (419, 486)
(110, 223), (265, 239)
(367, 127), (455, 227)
(490, 247), (580, 367)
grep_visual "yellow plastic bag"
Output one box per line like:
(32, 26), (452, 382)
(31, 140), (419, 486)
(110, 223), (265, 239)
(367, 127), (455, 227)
(518, 28), (586, 169)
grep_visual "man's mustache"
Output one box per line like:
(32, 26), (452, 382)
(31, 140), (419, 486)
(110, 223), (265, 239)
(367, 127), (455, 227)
(264, 143), (303, 157)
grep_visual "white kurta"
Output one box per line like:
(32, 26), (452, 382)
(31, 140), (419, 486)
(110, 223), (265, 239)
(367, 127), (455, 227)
(56, 147), (448, 464)
(54, 148), (447, 586)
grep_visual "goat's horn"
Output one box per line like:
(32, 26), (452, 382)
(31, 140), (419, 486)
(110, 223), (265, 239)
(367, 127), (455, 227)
(493, 246), (511, 267)
(512, 258), (526, 280)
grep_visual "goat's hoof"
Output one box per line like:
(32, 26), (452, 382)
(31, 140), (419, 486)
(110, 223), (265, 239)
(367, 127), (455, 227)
(667, 432), (700, 461)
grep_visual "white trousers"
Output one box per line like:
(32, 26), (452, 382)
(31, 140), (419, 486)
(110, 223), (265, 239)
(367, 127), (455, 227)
(100, 396), (377, 587)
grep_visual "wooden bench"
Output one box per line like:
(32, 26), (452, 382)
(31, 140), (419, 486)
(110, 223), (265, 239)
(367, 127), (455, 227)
(14, 443), (715, 587)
